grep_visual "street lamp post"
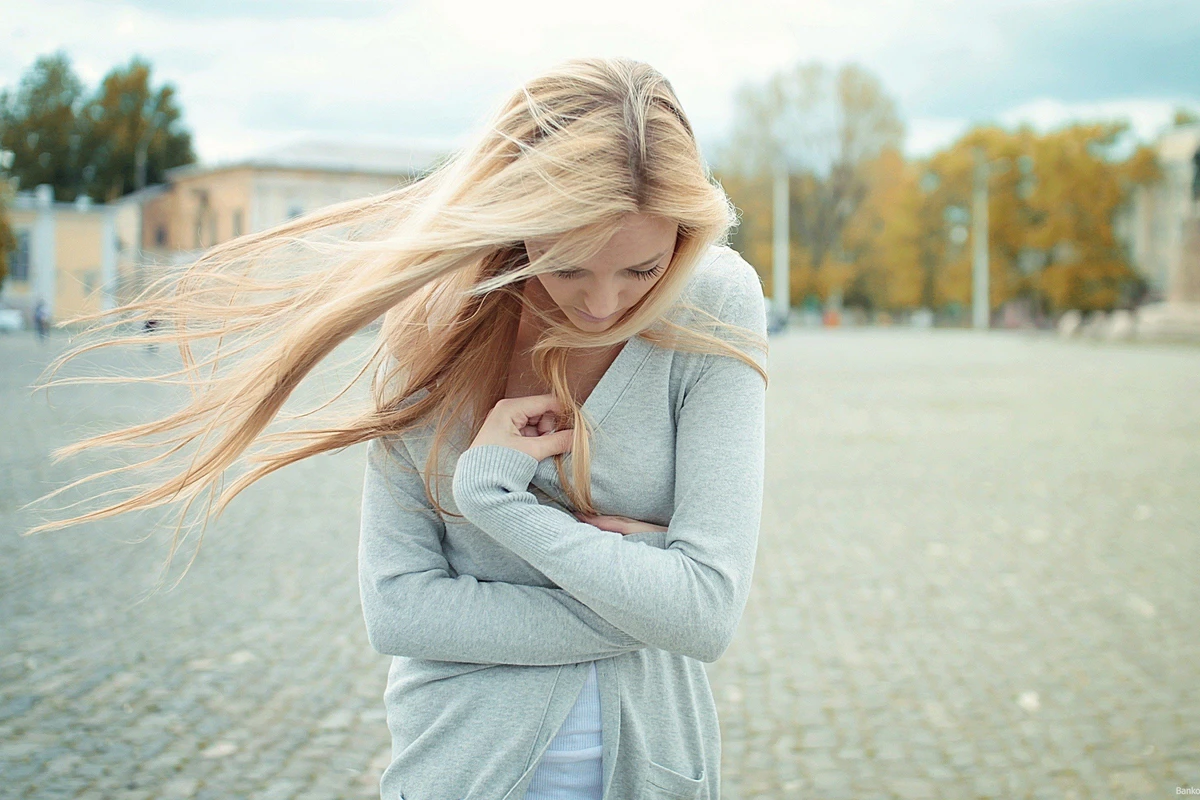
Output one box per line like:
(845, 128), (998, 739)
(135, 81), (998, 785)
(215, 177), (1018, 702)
(772, 161), (790, 331)
(972, 146), (991, 330)
(135, 109), (167, 192)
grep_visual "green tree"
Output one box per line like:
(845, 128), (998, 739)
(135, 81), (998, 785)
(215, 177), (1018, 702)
(0, 52), (196, 203)
(0, 51), (87, 202)
(81, 56), (195, 201)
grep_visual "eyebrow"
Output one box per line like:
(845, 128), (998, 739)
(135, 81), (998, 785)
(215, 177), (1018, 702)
(553, 249), (669, 273)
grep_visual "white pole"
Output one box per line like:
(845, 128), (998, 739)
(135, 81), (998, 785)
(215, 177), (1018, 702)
(33, 184), (57, 318)
(772, 164), (790, 328)
(101, 207), (118, 311)
(972, 147), (990, 330)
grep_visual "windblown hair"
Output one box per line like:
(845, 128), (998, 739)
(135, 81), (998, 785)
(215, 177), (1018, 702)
(26, 57), (768, 588)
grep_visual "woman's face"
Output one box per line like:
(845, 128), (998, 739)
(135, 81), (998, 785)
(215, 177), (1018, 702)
(524, 212), (679, 332)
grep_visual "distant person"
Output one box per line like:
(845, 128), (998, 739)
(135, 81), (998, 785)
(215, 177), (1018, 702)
(142, 318), (160, 353)
(32, 299), (49, 341)
(33, 58), (770, 800)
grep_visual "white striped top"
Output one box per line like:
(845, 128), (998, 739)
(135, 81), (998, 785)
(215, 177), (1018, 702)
(523, 661), (603, 799)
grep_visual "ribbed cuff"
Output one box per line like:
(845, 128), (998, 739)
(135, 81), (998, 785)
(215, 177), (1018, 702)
(452, 444), (540, 513)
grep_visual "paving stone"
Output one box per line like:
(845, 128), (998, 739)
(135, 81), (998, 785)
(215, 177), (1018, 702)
(4, 329), (1199, 799)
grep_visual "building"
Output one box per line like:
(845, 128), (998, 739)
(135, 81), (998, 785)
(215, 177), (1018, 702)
(1, 140), (449, 328)
(1127, 124), (1200, 336)
(1, 185), (132, 326)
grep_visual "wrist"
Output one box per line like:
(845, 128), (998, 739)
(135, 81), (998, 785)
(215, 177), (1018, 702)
(453, 445), (541, 516)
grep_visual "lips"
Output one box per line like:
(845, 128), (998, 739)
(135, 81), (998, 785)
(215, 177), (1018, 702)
(575, 308), (615, 323)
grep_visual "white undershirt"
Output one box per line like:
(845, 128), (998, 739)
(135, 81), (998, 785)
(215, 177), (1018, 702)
(522, 661), (603, 799)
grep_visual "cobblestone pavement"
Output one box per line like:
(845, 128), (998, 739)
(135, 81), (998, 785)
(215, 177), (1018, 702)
(2, 328), (1198, 800)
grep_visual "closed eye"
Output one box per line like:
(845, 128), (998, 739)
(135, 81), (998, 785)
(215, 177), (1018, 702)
(552, 264), (664, 281)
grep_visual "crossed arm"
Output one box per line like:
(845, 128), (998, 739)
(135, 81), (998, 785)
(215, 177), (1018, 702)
(359, 265), (767, 666)
(358, 434), (649, 666)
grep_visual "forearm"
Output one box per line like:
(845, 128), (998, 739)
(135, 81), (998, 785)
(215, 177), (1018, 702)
(358, 436), (647, 666)
(359, 569), (647, 665)
(452, 446), (757, 663)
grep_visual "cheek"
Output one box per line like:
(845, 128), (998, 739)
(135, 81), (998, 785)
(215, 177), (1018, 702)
(628, 276), (664, 304)
(535, 276), (570, 309)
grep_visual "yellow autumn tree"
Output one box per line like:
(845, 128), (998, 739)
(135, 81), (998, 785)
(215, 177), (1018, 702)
(720, 79), (1160, 318)
(1025, 124), (1158, 311)
(840, 147), (925, 311)
(717, 61), (903, 308)
(916, 123), (1159, 315)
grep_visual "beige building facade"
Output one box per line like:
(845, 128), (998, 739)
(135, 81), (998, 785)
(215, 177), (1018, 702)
(1127, 124), (1200, 336)
(1, 185), (135, 326)
(2, 141), (447, 329)
(1128, 124), (1200, 301)
(140, 141), (445, 262)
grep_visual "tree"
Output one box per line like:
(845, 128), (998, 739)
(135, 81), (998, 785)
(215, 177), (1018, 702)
(0, 178), (15, 287)
(0, 52), (196, 202)
(0, 51), (87, 202)
(1173, 107), (1199, 128)
(721, 62), (904, 285)
(840, 147), (926, 311)
(916, 123), (1160, 315)
(81, 57), (195, 202)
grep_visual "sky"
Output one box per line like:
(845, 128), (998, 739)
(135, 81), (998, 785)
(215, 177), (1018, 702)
(1, 0), (1198, 166)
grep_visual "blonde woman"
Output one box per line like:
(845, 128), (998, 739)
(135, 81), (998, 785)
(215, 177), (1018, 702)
(33, 58), (768, 799)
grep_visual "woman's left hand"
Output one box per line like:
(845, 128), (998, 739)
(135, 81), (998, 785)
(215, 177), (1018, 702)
(468, 393), (574, 462)
(573, 513), (668, 535)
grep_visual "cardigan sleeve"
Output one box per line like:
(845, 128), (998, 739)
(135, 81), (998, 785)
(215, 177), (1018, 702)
(451, 266), (768, 663)
(358, 434), (648, 666)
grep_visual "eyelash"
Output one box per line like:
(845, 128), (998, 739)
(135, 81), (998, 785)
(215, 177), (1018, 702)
(551, 264), (664, 281)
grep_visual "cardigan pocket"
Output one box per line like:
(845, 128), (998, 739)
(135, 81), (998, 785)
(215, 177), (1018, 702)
(644, 757), (705, 798)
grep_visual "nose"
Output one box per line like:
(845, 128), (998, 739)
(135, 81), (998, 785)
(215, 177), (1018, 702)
(581, 287), (620, 319)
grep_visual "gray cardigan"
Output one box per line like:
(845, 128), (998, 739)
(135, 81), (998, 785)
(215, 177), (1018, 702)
(357, 244), (768, 800)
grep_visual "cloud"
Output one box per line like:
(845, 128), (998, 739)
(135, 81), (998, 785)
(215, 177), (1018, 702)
(886, 0), (1200, 119)
(1, 0), (1196, 163)
(109, 0), (396, 21)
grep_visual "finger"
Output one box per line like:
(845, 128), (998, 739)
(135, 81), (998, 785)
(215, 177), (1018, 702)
(537, 413), (559, 435)
(501, 393), (564, 424)
(527, 428), (574, 461)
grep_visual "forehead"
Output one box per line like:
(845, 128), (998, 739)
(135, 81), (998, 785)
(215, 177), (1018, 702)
(527, 214), (678, 273)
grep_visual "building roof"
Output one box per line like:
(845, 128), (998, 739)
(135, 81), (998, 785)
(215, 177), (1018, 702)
(165, 139), (455, 181)
(12, 188), (117, 214)
(112, 183), (170, 206)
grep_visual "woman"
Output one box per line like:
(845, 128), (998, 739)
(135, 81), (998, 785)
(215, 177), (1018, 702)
(32, 58), (768, 799)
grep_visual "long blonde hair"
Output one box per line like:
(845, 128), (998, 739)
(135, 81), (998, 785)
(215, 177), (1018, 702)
(26, 57), (768, 585)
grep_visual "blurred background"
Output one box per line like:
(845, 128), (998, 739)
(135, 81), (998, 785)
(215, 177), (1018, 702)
(1, 2), (1198, 800)
(1, 0), (1199, 337)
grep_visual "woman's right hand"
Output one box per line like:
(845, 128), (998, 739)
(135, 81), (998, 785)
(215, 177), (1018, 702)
(468, 393), (573, 462)
(573, 512), (668, 536)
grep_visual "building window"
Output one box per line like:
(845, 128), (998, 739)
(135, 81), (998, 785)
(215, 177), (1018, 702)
(155, 225), (168, 247)
(9, 229), (31, 282)
(232, 209), (244, 238)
